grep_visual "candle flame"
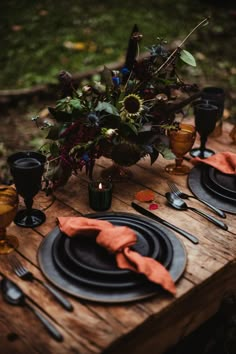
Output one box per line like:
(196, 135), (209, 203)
(98, 182), (103, 190)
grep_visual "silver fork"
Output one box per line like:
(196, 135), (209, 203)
(8, 255), (73, 311)
(167, 181), (226, 218)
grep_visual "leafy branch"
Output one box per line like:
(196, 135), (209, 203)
(155, 16), (210, 74)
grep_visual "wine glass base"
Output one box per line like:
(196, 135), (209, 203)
(165, 163), (191, 175)
(0, 236), (19, 254)
(14, 209), (46, 228)
(190, 148), (215, 159)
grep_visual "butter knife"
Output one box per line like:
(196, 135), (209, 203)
(131, 202), (199, 244)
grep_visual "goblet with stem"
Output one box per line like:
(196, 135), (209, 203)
(7, 151), (46, 228)
(0, 185), (19, 254)
(190, 102), (218, 159)
(201, 87), (225, 138)
(165, 123), (196, 175)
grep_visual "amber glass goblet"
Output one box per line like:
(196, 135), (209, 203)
(165, 123), (196, 175)
(0, 185), (19, 254)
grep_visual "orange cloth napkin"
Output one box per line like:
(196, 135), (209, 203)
(58, 216), (176, 295)
(191, 152), (236, 175)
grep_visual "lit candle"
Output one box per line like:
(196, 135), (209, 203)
(88, 181), (112, 211)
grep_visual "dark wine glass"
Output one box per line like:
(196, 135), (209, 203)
(7, 151), (46, 228)
(201, 87), (225, 138)
(201, 87), (225, 119)
(190, 102), (218, 159)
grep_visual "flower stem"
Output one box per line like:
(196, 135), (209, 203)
(155, 17), (210, 74)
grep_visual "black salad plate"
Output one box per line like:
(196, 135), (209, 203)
(38, 212), (187, 303)
(51, 215), (173, 289)
(188, 165), (236, 214)
(208, 166), (236, 198)
(63, 216), (172, 275)
(202, 167), (236, 202)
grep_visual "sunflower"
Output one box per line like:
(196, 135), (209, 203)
(121, 94), (144, 117)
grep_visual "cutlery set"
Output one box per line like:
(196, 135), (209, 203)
(132, 180), (229, 245)
(1, 277), (63, 342)
(0, 255), (74, 342)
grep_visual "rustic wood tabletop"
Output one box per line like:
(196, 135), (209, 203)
(0, 121), (235, 354)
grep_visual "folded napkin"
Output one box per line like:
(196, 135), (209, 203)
(191, 152), (236, 175)
(58, 216), (176, 295)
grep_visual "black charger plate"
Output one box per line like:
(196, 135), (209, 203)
(188, 165), (236, 214)
(38, 212), (187, 303)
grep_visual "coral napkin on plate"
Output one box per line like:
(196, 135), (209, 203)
(192, 151), (236, 175)
(58, 216), (176, 295)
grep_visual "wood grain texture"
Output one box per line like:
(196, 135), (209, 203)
(0, 120), (235, 354)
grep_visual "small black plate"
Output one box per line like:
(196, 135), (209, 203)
(208, 166), (236, 198)
(63, 216), (162, 276)
(52, 234), (148, 289)
(202, 167), (236, 202)
(52, 214), (173, 288)
(188, 165), (236, 214)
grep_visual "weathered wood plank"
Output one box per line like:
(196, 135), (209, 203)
(103, 261), (236, 354)
(0, 120), (235, 354)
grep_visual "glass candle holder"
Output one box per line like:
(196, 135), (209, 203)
(88, 181), (112, 211)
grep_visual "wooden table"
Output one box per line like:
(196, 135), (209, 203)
(0, 121), (236, 354)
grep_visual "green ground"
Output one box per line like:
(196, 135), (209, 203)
(1, 0), (236, 99)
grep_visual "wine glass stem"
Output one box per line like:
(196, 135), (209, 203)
(200, 135), (207, 157)
(175, 157), (183, 168)
(24, 198), (33, 225)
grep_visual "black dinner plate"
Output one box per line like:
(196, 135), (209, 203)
(202, 166), (236, 202)
(52, 234), (147, 288)
(208, 166), (236, 198)
(52, 214), (173, 289)
(63, 216), (165, 276)
(38, 212), (187, 303)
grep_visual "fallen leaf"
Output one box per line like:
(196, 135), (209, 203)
(11, 25), (23, 32)
(135, 190), (155, 202)
(39, 9), (48, 16)
(64, 41), (86, 51)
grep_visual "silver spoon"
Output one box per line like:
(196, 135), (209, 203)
(1, 277), (63, 342)
(165, 192), (228, 231)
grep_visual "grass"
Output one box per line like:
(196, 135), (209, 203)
(1, 0), (235, 98)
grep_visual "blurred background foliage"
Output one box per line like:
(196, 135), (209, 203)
(0, 0), (236, 177)
(0, 0), (236, 97)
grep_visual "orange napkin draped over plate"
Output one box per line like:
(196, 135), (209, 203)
(58, 216), (176, 295)
(191, 152), (236, 175)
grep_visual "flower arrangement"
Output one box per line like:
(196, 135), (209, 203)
(34, 19), (208, 191)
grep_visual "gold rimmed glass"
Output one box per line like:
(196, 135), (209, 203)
(165, 123), (196, 175)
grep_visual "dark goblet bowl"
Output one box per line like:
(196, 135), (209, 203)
(7, 151), (46, 228)
(194, 102), (218, 136)
(201, 87), (225, 118)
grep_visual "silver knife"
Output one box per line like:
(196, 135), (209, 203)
(131, 202), (199, 244)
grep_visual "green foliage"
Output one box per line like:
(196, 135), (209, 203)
(2, 0), (234, 92)
(180, 50), (196, 67)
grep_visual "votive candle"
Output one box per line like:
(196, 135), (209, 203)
(88, 181), (112, 211)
